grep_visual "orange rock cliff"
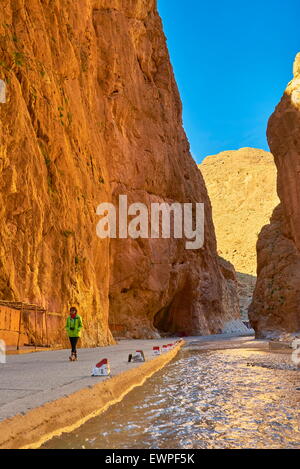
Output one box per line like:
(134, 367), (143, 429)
(0, 0), (239, 345)
(249, 53), (300, 338)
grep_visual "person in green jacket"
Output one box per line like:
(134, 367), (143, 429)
(66, 306), (83, 361)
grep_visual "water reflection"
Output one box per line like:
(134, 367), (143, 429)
(42, 346), (300, 449)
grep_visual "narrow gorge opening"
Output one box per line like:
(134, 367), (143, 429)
(199, 148), (280, 332)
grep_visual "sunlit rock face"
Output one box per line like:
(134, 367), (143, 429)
(0, 0), (239, 344)
(200, 147), (279, 277)
(249, 53), (300, 338)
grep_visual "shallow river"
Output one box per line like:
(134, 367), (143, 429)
(42, 342), (300, 449)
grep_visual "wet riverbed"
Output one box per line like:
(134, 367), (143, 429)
(42, 340), (300, 449)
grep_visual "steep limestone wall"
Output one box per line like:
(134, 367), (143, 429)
(0, 0), (239, 344)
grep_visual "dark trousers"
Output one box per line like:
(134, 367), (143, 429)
(69, 337), (79, 355)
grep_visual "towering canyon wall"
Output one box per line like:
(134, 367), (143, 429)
(0, 0), (239, 345)
(249, 54), (300, 338)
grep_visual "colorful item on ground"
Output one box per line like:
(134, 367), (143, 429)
(92, 358), (110, 376)
(128, 350), (145, 362)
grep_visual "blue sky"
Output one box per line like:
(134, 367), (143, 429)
(157, 0), (300, 163)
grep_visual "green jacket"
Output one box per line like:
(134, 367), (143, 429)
(66, 314), (83, 338)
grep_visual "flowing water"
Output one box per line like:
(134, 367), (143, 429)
(42, 340), (300, 449)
